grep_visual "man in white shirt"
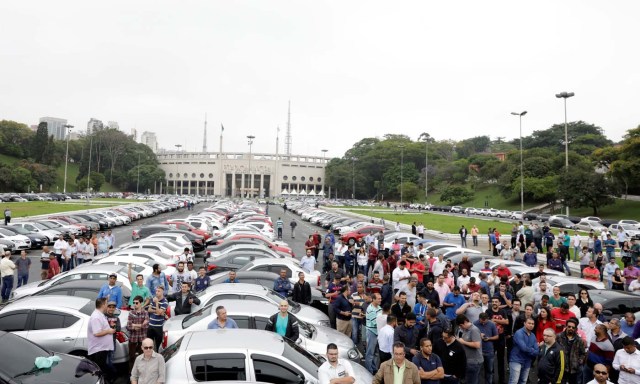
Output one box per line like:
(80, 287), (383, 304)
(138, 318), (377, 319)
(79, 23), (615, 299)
(457, 269), (471, 289)
(579, 307), (603, 349)
(318, 343), (356, 384)
(432, 254), (446, 277)
(392, 261), (411, 293)
(612, 336), (640, 384)
(587, 363), (614, 384)
(53, 235), (68, 267)
(417, 223), (425, 239)
(566, 294), (581, 319)
(628, 275), (640, 295)
(377, 315), (397, 364)
(299, 249), (316, 273)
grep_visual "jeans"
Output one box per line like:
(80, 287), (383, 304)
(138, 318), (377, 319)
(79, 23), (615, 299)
(473, 236), (478, 246)
(365, 329), (378, 374)
(573, 246), (580, 261)
(562, 260), (572, 275)
(465, 361), (482, 384)
(351, 317), (363, 345)
(482, 353), (494, 384)
(461, 238), (467, 248)
(508, 361), (531, 384)
(1, 275), (13, 301)
(16, 272), (28, 288)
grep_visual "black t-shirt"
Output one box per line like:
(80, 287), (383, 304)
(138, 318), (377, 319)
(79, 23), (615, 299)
(486, 307), (510, 336)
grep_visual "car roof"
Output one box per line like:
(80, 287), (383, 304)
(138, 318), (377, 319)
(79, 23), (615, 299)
(5, 295), (91, 311)
(40, 279), (118, 290)
(184, 329), (285, 353)
(211, 271), (279, 283)
(247, 258), (298, 267)
(73, 263), (125, 273)
(208, 299), (277, 315)
(587, 289), (636, 298)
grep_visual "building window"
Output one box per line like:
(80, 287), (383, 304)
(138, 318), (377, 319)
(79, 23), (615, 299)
(317, 177), (322, 182)
(300, 176), (306, 181)
(200, 173), (205, 179)
(208, 173), (214, 178)
(309, 177), (314, 181)
(292, 176), (297, 181)
(192, 173), (196, 178)
(283, 176), (288, 181)
(183, 173), (188, 178)
(169, 173), (173, 178)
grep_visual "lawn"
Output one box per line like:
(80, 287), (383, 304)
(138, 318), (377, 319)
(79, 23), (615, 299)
(427, 184), (541, 211)
(567, 198), (640, 220)
(352, 209), (517, 235)
(0, 201), (114, 218)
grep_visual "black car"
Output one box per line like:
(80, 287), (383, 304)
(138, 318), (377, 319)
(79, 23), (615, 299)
(69, 214), (110, 230)
(524, 212), (538, 221)
(131, 224), (173, 241)
(549, 218), (575, 229)
(163, 229), (206, 252)
(589, 290), (640, 320)
(0, 226), (46, 248)
(0, 239), (16, 253)
(0, 331), (104, 383)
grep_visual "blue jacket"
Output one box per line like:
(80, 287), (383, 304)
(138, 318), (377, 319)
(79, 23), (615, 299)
(510, 327), (539, 366)
(97, 283), (123, 308)
(273, 277), (292, 298)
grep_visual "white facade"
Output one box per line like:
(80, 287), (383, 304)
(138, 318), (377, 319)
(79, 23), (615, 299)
(156, 151), (327, 197)
(39, 117), (68, 140)
(141, 131), (158, 153)
(107, 121), (119, 130)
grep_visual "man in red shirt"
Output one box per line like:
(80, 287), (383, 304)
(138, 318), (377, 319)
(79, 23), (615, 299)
(496, 263), (512, 279)
(583, 260), (601, 281)
(367, 271), (383, 295)
(47, 252), (60, 278)
(367, 242), (378, 277)
(550, 302), (575, 333)
(412, 255), (426, 283)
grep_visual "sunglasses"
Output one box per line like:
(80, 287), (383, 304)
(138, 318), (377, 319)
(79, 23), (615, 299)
(133, 302), (140, 305)
(594, 370), (607, 375)
(142, 346), (154, 350)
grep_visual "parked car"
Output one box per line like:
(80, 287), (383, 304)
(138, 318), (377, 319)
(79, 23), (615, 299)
(131, 224), (173, 241)
(32, 279), (132, 303)
(189, 283), (329, 327)
(0, 228), (31, 251)
(9, 221), (62, 244)
(575, 220), (608, 232)
(618, 219), (640, 230)
(0, 225), (46, 248)
(0, 296), (129, 363)
(609, 223), (640, 240)
(549, 218), (576, 229)
(162, 329), (373, 384)
(530, 276), (605, 296)
(239, 258), (321, 288)
(205, 246), (287, 274)
(163, 300), (360, 361)
(588, 290), (640, 320)
(510, 211), (524, 220)
(0, 330), (104, 384)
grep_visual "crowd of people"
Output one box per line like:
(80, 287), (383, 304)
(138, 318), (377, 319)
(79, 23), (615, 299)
(306, 225), (640, 384)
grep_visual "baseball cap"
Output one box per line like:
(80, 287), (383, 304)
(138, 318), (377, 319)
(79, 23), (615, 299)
(108, 273), (117, 278)
(107, 301), (117, 307)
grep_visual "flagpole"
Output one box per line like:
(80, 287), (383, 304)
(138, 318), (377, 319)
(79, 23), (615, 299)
(219, 124), (224, 197)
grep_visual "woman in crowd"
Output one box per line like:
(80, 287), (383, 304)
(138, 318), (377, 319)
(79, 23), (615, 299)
(576, 289), (594, 318)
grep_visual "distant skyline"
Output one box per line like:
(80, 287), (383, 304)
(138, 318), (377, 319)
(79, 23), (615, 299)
(1, 1), (639, 158)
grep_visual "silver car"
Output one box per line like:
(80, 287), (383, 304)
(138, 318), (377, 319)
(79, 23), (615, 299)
(162, 329), (372, 384)
(0, 295), (129, 363)
(188, 283), (330, 327)
(10, 264), (132, 301)
(163, 300), (360, 361)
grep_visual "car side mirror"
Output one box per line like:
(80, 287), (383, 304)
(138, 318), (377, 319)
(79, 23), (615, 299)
(296, 337), (302, 345)
(602, 310), (613, 317)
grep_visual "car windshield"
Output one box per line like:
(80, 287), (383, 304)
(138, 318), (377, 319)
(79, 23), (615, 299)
(281, 336), (322, 376)
(621, 224), (635, 230)
(32, 223), (50, 230)
(161, 335), (183, 362)
(182, 304), (214, 329)
(79, 301), (94, 316)
(297, 319), (313, 339)
(7, 226), (28, 235)
(0, 228), (14, 236)
(0, 332), (52, 377)
(264, 289), (300, 313)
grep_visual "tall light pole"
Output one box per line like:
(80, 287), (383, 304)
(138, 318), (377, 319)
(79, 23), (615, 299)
(174, 144), (182, 195)
(420, 133), (430, 202)
(351, 157), (356, 199)
(62, 124), (73, 194)
(511, 111), (527, 215)
(136, 152), (141, 194)
(556, 91), (575, 216)
(398, 145), (405, 213)
(321, 149), (328, 196)
(247, 135), (255, 198)
(86, 134), (93, 205)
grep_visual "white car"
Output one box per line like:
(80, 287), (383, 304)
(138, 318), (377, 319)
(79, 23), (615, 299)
(145, 233), (194, 251)
(575, 220), (608, 232)
(440, 248), (482, 259)
(239, 258), (321, 288)
(9, 222), (62, 244)
(496, 210), (511, 218)
(510, 211), (524, 220)
(609, 224), (640, 240)
(618, 220), (640, 230)
(0, 228), (31, 251)
(93, 255), (176, 278)
(531, 275), (605, 294)
(162, 300), (361, 361)
(116, 240), (188, 261)
(109, 249), (177, 269)
(38, 219), (82, 236)
(383, 233), (423, 251)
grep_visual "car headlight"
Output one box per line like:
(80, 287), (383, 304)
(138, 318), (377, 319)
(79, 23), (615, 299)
(347, 348), (360, 360)
(318, 320), (331, 327)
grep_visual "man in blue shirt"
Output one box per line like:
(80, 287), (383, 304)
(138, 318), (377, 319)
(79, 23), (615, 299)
(603, 234), (617, 261)
(146, 264), (169, 296)
(146, 286), (168, 351)
(207, 305), (238, 329)
(273, 269), (292, 298)
(223, 270), (240, 283)
(412, 338), (444, 384)
(193, 267), (210, 293)
(509, 317), (538, 384)
(442, 286), (466, 320)
(332, 285), (353, 338)
(97, 273), (123, 309)
(474, 313), (498, 384)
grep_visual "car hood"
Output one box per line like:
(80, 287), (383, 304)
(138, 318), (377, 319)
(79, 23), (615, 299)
(296, 304), (329, 325)
(10, 353), (102, 384)
(310, 324), (355, 350)
(11, 280), (49, 299)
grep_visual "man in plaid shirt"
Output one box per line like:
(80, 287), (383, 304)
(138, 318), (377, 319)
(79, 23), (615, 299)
(126, 295), (149, 372)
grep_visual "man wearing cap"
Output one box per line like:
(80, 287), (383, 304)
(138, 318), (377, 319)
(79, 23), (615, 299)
(97, 273), (123, 309)
(105, 300), (122, 376)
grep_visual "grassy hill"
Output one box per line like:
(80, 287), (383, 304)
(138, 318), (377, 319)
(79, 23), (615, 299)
(0, 154), (120, 192)
(426, 184), (538, 211)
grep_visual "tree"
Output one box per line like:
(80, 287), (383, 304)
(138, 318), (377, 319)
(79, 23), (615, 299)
(558, 171), (618, 215)
(440, 186), (474, 205)
(31, 122), (50, 163)
(76, 171), (106, 192)
(397, 181), (419, 203)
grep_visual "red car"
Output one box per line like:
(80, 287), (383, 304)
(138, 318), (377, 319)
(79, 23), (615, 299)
(161, 221), (211, 241)
(209, 232), (294, 257)
(341, 225), (385, 246)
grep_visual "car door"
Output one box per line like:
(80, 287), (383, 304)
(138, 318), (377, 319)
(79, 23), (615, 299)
(0, 310), (30, 338)
(250, 354), (307, 384)
(188, 353), (248, 381)
(28, 310), (83, 354)
(254, 316), (270, 331)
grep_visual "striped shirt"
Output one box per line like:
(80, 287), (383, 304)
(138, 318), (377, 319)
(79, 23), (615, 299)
(148, 298), (168, 328)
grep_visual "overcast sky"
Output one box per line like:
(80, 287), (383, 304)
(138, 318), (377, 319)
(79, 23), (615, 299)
(1, 1), (638, 158)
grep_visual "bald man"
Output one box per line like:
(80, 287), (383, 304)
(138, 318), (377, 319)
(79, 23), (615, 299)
(587, 364), (613, 384)
(131, 338), (165, 384)
(537, 329), (565, 384)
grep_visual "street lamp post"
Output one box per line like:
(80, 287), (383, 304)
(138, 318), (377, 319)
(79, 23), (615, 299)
(511, 111), (527, 215)
(86, 135), (92, 205)
(174, 144), (182, 195)
(421, 134), (430, 202)
(62, 124), (73, 194)
(555, 91), (575, 216)
(351, 157), (356, 199)
(247, 135), (255, 198)
(321, 149), (328, 196)
(136, 152), (141, 194)
(398, 145), (405, 213)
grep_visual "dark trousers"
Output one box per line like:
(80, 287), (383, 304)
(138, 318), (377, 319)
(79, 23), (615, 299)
(328, 303), (337, 329)
(1, 275), (13, 301)
(495, 337), (506, 384)
(88, 350), (111, 382)
(128, 341), (142, 372)
(441, 376), (460, 384)
(379, 350), (391, 365)
(4, 217), (9, 225)
(147, 326), (163, 352)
